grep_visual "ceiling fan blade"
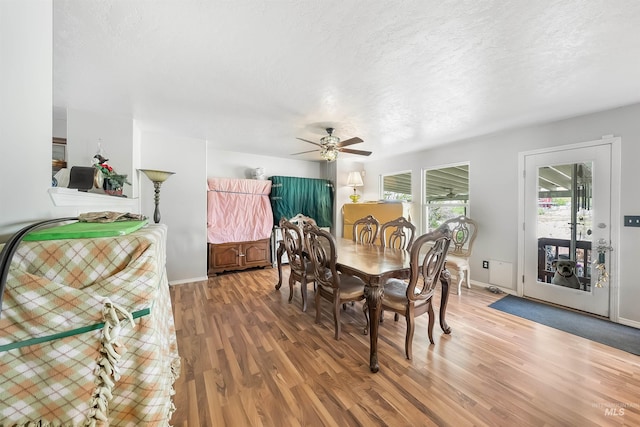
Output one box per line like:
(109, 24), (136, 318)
(291, 149), (320, 155)
(339, 148), (372, 156)
(337, 137), (363, 148)
(296, 137), (323, 147)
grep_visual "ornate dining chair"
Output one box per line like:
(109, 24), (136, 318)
(279, 217), (315, 312)
(288, 213), (317, 228)
(275, 214), (318, 289)
(380, 216), (416, 251)
(304, 224), (367, 340)
(366, 226), (451, 359)
(441, 215), (478, 295)
(352, 214), (380, 244)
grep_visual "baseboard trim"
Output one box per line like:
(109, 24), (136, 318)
(468, 280), (517, 296)
(618, 317), (640, 329)
(170, 276), (208, 286)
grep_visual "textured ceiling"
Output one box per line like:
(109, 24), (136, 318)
(53, 1), (640, 162)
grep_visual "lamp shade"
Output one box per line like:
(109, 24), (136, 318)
(139, 169), (175, 182)
(347, 171), (364, 187)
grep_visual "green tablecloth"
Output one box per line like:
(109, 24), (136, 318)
(23, 220), (148, 241)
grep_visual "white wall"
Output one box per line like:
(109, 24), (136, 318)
(0, 1), (53, 238)
(53, 106), (66, 138)
(141, 131), (208, 284)
(363, 103), (640, 326)
(0, 2), (141, 238)
(335, 160), (365, 238)
(207, 148), (322, 179)
(67, 109), (136, 198)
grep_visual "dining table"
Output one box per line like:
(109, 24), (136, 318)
(275, 237), (452, 373)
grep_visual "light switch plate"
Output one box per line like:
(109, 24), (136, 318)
(624, 216), (640, 227)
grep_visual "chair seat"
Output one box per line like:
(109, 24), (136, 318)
(320, 274), (366, 299)
(445, 254), (470, 294)
(291, 261), (314, 276)
(441, 215), (477, 295)
(445, 255), (468, 269)
(382, 278), (431, 312)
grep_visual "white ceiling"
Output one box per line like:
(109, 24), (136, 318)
(53, 1), (640, 162)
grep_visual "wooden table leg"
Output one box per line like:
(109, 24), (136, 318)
(439, 268), (452, 334)
(365, 284), (384, 373)
(275, 242), (284, 290)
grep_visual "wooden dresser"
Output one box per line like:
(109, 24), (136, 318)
(207, 238), (272, 275)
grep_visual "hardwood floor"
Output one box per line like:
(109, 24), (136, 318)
(169, 266), (640, 426)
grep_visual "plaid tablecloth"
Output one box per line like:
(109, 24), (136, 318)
(0, 224), (180, 427)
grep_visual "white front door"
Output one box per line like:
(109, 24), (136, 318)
(521, 142), (612, 316)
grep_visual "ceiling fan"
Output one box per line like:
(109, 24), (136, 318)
(429, 188), (460, 201)
(292, 127), (372, 161)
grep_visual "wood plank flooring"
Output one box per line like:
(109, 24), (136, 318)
(169, 266), (640, 426)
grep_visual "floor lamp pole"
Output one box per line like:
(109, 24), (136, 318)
(139, 169), (175, 224)
(152, 181), (163, 223)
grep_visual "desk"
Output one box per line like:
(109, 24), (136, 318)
(275, 238), (452, 373)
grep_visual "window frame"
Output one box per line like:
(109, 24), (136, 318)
(422, 162), (470, 232)
(380, 170), (413, 202)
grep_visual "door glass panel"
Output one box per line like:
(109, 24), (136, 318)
(536, 163), (592, 292)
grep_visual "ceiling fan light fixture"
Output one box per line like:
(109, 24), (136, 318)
(321, 146), (338, 161)
(320, 127), (340, 146)
(294, 127), (370, 160)
(320, 134), (340, 145)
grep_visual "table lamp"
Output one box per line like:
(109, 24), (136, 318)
(139, 169), (175, 223)
(347, 171), (364, 203)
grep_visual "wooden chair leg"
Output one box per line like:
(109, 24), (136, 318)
(362, 302), (370, 335)
(427, 302), (435, 344)
(301, 279), (308, 312)
(288, 275), (295, 303)
(315, 292), (322, 324)
(333, 299), (341, 340)
(456, 268), (464, 295)
(405, 312), (414, 360)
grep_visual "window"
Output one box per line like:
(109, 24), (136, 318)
(423, 163), (469, 230)
(381, 171), (412, 201)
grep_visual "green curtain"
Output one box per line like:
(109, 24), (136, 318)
(269, 176), (334, 227)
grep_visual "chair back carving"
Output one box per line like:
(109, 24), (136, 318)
(279, 218), (307, 276)
(406, 226), (452, 301)
(352, 214), (380, 244)
(304, 224), (339, 290)
(441, 215), (478, 258)
(380, 216), (416, 250)
(287, 213), (317, 229)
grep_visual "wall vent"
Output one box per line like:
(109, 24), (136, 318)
(489, 260), (513, 288)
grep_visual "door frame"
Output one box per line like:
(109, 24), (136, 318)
(517, 136), (621, 321)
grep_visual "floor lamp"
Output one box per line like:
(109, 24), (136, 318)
(139, 169), (175, 223)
